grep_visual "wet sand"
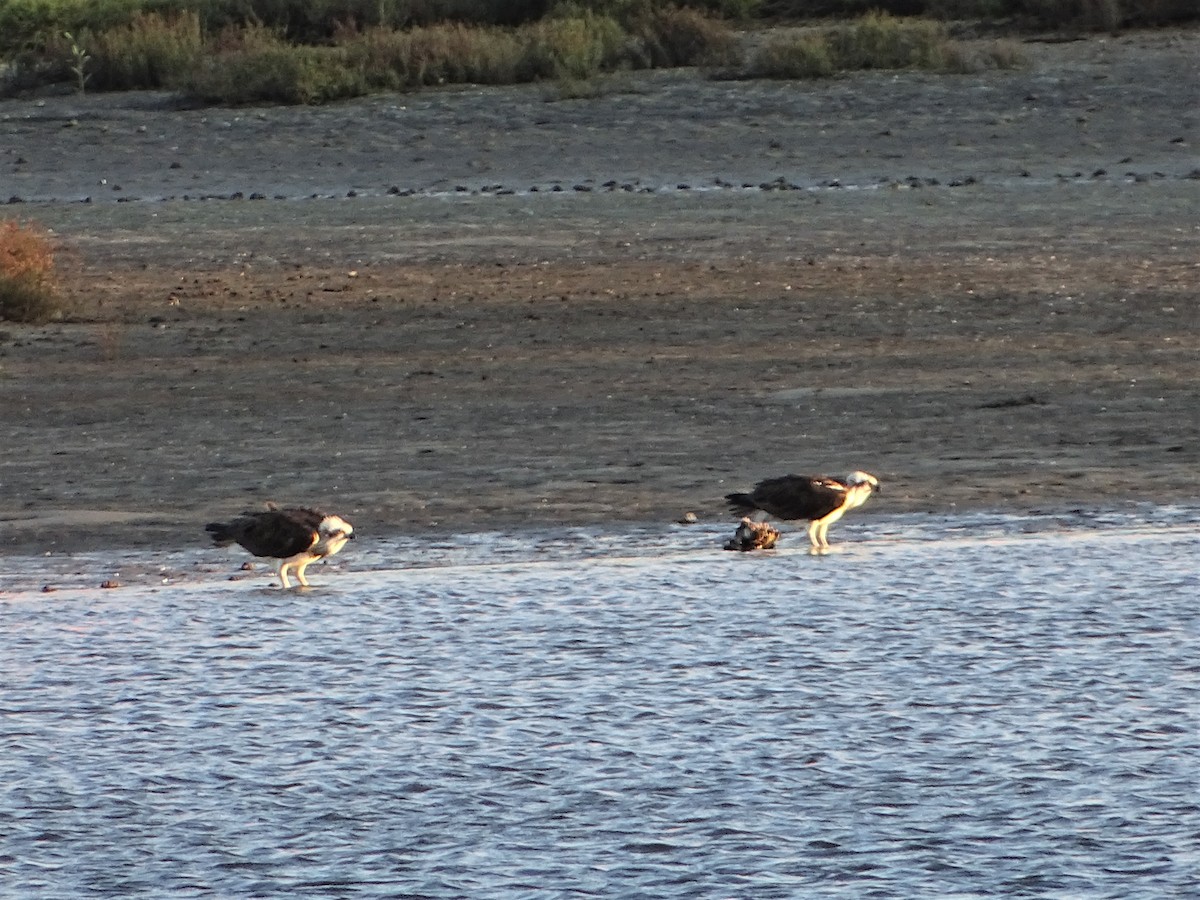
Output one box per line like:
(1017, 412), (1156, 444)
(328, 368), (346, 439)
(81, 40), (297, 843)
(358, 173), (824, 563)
(1, 29), (1198, 556)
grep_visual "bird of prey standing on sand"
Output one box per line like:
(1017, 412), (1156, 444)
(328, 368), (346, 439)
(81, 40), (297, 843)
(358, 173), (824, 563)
(206, 506), (355, 588)
(725, 471), (880, 551)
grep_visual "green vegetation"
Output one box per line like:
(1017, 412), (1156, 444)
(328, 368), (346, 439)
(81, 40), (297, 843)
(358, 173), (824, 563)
(0, 0), (758, 57)
(184, 21), (363, 104)
(759, 0), (1197, 24)
(0, 220), (67, 325)
(741, 13), (1025, 79)
(747, 33), (837, 80)
(62, 30), (90, 93)
(2, 5), (741, 103)
(0, 1), (1194, 104)
(86, 12), (203, 91)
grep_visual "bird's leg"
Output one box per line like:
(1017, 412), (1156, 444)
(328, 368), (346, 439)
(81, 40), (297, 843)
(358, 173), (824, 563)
(294, 560), (311, 587)
(277, 562), (292, 589)
(807, 519), (832, 553)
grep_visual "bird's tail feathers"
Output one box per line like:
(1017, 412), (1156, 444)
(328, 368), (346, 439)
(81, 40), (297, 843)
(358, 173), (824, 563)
(725, 492), (758, 515)
(205, 522), (236, 547)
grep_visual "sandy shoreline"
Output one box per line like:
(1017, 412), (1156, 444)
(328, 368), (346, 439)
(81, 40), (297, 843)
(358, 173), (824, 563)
(2, 31), (1198, 558)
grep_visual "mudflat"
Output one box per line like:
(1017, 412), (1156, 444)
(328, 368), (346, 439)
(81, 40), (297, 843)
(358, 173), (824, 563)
(1, 30), (1197, 555)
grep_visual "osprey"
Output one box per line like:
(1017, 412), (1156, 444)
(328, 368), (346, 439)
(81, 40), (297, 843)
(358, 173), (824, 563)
(725, 471), (880, 551)
(206, 506), (355, 588)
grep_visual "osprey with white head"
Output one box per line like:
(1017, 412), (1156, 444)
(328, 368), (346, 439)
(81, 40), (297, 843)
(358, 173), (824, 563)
(725, 470), (881, 551)
(206, 505), (356, 588)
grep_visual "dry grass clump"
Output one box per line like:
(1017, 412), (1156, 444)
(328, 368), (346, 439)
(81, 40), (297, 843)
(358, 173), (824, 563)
(0, 220), (66, 324)
(746, 13), (1025, 79)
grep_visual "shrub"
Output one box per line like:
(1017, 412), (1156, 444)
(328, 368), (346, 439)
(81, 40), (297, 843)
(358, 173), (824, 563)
(631, 5), (741, 68)
(522, 11), (627, 81)
(342, 13), (635, 91)
(748, 31), (835, 78)
(421, 23), (525, 84)
(85, 11), (203, 91)
(825, 12), (953, 70)
(0, 220), (65, 324)
(740, 14), (1024, 79)
(341, 22), (527, 88)
(182, 24), (367, 104)
(2, 2), (1050, 103)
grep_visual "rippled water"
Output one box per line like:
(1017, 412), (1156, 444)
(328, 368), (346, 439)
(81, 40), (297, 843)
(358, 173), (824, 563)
(3, 510), (1198, 898)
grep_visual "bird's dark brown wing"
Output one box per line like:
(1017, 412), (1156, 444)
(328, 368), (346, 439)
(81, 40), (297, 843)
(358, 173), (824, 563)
(227, 510), (320, 559)
(276, 507), (326, 531)
(742, 475), (847, 521)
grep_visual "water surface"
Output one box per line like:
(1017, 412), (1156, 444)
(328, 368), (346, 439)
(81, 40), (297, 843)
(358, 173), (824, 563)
(3, 510), (1198, 897)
